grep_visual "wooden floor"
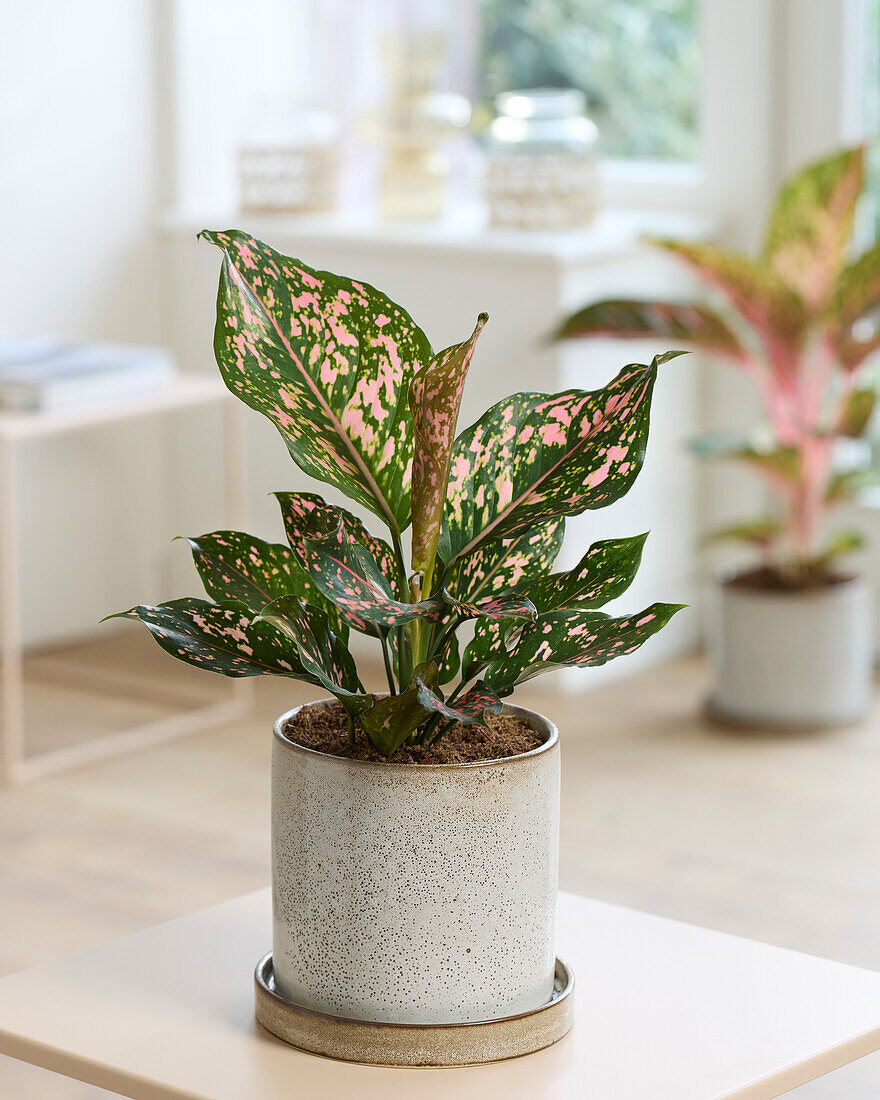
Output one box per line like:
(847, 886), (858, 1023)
(2, 630), (879, 1098)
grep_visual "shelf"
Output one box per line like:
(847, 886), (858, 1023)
(0, 374), (229, 442)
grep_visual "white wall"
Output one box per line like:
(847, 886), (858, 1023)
(0, 0), (172, 646)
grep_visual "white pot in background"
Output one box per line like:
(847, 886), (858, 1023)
(270, 701), (560, 1026)
(708, 575), (874, 727)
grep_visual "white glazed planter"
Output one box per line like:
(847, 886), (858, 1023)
(708, 575), (874, 727)
(271, 700), (560, 1026)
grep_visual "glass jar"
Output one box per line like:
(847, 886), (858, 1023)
(486, 88), (599, 231)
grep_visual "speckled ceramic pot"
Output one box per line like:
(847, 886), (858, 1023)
(271, 700), (559, 1026)
(708, 575), (873, 727)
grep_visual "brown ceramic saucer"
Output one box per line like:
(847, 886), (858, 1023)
(254, 952), (574, 1067)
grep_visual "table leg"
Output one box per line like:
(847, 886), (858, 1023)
(223, 399), (254, 713)
(0, 440), (24, 785)
(223, 397), (246, 530)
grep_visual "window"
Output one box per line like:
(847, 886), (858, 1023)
(477, 0), (700, 162)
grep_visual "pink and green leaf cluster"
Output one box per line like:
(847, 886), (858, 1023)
(558, 144), (880, 582)
(111, 232), (682, 757)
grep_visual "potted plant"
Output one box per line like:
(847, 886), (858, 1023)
(111, 229), (682, 1065)
(557, 145), (879, 728)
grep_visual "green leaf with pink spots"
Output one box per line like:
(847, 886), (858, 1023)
(442, 590), (537, 623)
(273, 491), (402, 638)
(274, 491), (401, 595)
(440, 355), (673, 566)
(254, 597), (368, 713)
(443, 518), (565, 603)
(409, 313), (487, 586)
(305, 514), (444, 628)
(182, 530), (347, 638)
(459, 533), (647, 674)
(110, 599), (316, 680)
(201, 229), (431, 533)
(557, 299), (747, 359)
(763, 145), (864, 308)
(524, 533), (649, 612)
(359, 662), (439, 756)
(414, 675), (504, 726)
(476, 602), (685, 694)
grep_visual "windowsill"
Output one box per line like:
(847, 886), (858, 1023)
(158, 202), (717, 267)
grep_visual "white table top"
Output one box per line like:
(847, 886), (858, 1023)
(1, 889), (879, 1099)
(0, 374), (229, 441)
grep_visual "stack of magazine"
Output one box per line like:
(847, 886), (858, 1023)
(0, 337), (177, 414)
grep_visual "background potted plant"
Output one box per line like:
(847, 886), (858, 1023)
(557, 144), (880, 728)
(112, 229), (682, 1065)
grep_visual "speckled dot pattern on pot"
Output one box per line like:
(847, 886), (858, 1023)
(271, 702), (560, 1025)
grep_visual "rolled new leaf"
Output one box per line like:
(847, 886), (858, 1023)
(409, 313), (487, 592)
(201, 230), (432, 533)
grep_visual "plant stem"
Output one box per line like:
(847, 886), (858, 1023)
(428, 719), (455, 747)
(427, 616), (460, 664)
(390, 529), (413, 685)
(380, 631), (397, 695)
(417, 712), (444, 744)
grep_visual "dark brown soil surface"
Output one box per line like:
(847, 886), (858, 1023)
(726, 565), (853, 593)
(283, 701), (544, 764)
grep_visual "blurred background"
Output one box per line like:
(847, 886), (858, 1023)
(1, 1), (880, 1095)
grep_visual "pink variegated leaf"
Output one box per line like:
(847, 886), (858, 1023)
(409, 313), (487, 583)
(254, 597), (369, 715)
(305, 515), (443, 628)
(827, 243), (880, 369)
(557, 299), (748, 359)
(444, 518), (565, 603)
(201, 230), (432, 533)
(704, 517), (783, 549)
(763, 145), (864, 308)
(826, 467), (880, 503)
(273, 491), (400, 591)
(838, 390), (876, 438)
(523, 533), (649, 613)
(107, 599), (317, 680)
(477, 603), (685, 694)
(274, 491), (401, 637)
(414, 675), (504, 725)
(443, 590), (537, 623)
(181, 530), (347, 638)
(358, 662), (440, 757)
(440, 355), (675, 565)
(649, 238), (806, 369)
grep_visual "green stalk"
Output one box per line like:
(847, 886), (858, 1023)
(390, 529), (413, 685)
(379, 631), (397, 695)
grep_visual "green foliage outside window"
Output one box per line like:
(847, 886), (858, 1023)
(478, 0), (700, 161)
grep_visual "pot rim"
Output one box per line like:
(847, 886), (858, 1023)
(273, 699), (558, 771)
(715, 568), (869, 602)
